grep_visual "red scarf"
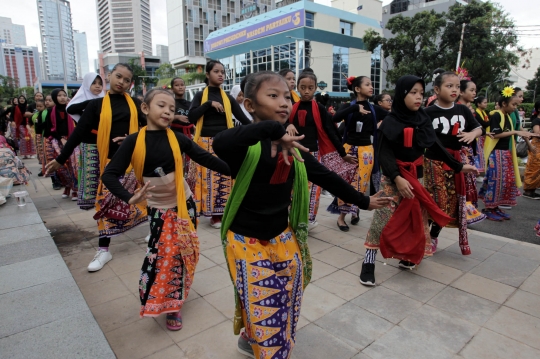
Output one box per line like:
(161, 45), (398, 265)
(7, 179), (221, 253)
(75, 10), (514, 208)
(380, 156), (453, 264)
(51, 106), (75, 137)
(170, 122), (194, 138)
(289, 100), (335, 156)
(14, 106), (24, 138)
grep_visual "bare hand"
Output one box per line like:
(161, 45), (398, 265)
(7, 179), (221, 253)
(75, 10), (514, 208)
(457, 131), (477, 144)
(367, 191), (393, 210)
(128, 181), (155, 205)
(395, 176), (414, 199)
(486, 132), (495, 139)
(211, 101), (224, 113)
(286, 124), (299, 136)
(177, 115), (190, 124)
(61, 138), (67, 145)
(461, 164), (479, 176)
(45, 160), (61, 175)
(271, 133), (309, 166)
(342, 154), (358, 164)
(359, 105), (371, 115)
(518, 131), (540, 139)
(112, 134), (128, 145)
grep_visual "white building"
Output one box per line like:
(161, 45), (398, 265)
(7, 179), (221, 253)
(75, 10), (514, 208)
(95, 0), (152, 55)
(0, 43), (41, 87)
(37, 0), (77, 81)
(512, 48), (540, 90)
(156, 44), (169, 63)
(0, 17), (27, 46)
(73, 30), (90, 79)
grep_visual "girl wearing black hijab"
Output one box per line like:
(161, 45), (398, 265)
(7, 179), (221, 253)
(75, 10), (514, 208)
(3, 95), (36, 158)
(360, 75), (478, 286)
(41, 89), (79, 200)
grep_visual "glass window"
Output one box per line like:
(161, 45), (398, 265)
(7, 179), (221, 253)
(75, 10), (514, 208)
(370, 45), (382, 95)
(273, 42), (297, 73)
(340, 21), (352, 36)
(306, 12), (314, 28)
(332, 46), (349, 92)
(390, 0), (409, 14)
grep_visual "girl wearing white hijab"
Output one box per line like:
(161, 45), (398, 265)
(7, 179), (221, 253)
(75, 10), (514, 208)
(67, 73), (105, 122)
(230, 85), (252, 122)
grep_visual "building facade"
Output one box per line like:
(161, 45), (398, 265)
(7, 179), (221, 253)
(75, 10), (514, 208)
(0, 43), (41, 87)
(37, 0), (77, 81)
(156, 44), (169, 63)
(95, 0), (152, 55)
(0, 17), (27, 46)
(202, 0), (383, 98)
(74, 30), (90, 79)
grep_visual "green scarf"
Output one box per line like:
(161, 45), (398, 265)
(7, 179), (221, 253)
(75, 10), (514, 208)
(221, 141), (311, 334)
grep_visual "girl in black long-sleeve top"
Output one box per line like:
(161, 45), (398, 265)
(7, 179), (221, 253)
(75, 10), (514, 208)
(285, 70), (357, 227)
(329, 76), (388, 231)
(212, 71), (391, 359)
(186, 60), (251, 228)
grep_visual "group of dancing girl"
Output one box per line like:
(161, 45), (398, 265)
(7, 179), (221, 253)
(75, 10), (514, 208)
(0, 58), (533, 359)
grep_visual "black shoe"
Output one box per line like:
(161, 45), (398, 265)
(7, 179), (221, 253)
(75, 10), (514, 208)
(37, 171), (43, 177)
(52, 183), (62, 190)
(359, 262), (375, 286)
(398, 260), (416, 269)
(337, 220), (349, 232)
(351, 211), (360, 225)
(523, 192), (540, 200)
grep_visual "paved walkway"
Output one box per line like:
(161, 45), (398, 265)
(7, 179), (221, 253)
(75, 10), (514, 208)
(11, 158), (540, 358)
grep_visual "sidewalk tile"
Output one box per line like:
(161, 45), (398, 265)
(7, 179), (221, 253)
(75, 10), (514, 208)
(363, 326), (454, 359)
(293, 324), (358, 359)
(143, 345), (186, 359)
(399, 305), (479, 353)
(312, 246), (361, 269)
(201, 245), (227, 265)
(203, 286), (236, 319)
(430, 250), (482, 271)
(90, 294), (142, 333)
(428, 287), (500, 326)
(315, 302), (393, 351)
(297, 315), (310, 330)
(444, 242), (495, 261)
(499, 242), (540, 262)
(107, 252), (146, 276)
(413, 259), (463, 285)
(178, 320), (248, 359)
(520, 267), (540, 295)
(62, 248), (98, 270)
(195, 253), (217, 273)
(118, 269), (141, 295)
(309, 228), (357, 245)
(467, 234), (507, 251)
(190, 266), (231, 296)
(0, 223), (49, 246)
(0, 236), (58, 267)
(0, 212), (42, 229)
(435, 237), (456, 251)
(300, 284), (347, 322)
(505, 289), (540, 319)
(461, 328), (540, 359)
(351, 286), (422, 324)
(79, 275), (132, 307)
(106, 317), (173, 359)
(313, 269), (371, 301)
(307, 237), (334, 254)
(450, 273), (515, 304)
(310, 258), (338, 281)
(382, 271), (446, 303)
(485, 306), (540, 350)
(470, 252), (538, 287)
(339, 238), (366, 255)
(344, 260), (401, 285)
(108, 240), (145, 258)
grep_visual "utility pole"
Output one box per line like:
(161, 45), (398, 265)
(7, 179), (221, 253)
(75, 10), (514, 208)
(455, 23), (466, 71)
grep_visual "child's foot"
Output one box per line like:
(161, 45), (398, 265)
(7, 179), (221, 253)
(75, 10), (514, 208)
(337, 217), (349, 232)
(308, 221), (318, 230)
(398, 260), (416, 269)
(359, 262), (375, 286)
(166, 311), (182, 331)
(71, 191), (78, 201)
(431, 237), (438, 253)
(237, 329), (255, 358)
(61, 187), (70, 199)
(210, 216), (222, 229)
(494, 208), (510, 220)
(87, 249), (112, 272)
(350, 210), (360, 225)
(483, 209), (504, 221)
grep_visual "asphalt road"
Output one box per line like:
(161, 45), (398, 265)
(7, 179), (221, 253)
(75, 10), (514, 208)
(471, 187), (540, 245)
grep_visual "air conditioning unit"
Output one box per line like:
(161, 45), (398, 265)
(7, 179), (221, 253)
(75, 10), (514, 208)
(383, 8), (388, 13)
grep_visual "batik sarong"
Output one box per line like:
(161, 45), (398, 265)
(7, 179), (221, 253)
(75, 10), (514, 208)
(479, 149), (518, 209)
(188, 136), (231, 217)
(17, 125), (36, 156)
(225, 227), (303, 359)
(365, 175), (433, 257)
(524, 138), (540, 191)
(139, 200), (198, 317)
(44, 137), (79, 190)
(78, 143), (100, 210)
(308, 151), (320, 223)
(35, 134), (44, 165)
(475, 136), (486, 175)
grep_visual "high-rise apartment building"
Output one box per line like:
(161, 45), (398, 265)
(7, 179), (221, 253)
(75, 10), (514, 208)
(74, 30), (90, 79)
(0, 17), (27, 46)
(156, 44), (169, 63)
(166, 0), (280, 70)
(0, 43), (41, 87)
(37, 0), (77, 81)
(95, 0), (152, 55)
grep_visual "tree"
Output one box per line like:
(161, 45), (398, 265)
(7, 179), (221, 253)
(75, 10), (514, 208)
(363, 10), (449, 86)
(155, 63), (175, 80)
(128, 58), (148, 94)
(525, 65), (539, 103)
(0, 75), (17, 102)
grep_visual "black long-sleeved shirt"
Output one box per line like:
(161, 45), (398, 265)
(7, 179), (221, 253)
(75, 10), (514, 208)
(171, 98), (192, 133)
(288, 101), (346, 156)
(378, 131), (463, 181)
(213, 121), (370, 240)
(188, 86), (251, 137)
(333, 101), (387, 146)
(42, 106), (70, 141)
(489, 112), (512, 150)
(102, 130), (230, 204)
(66, 99), (92, 116)
(56, 94), (145, 165)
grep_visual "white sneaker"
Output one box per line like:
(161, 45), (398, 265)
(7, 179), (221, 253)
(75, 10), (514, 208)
(499, 205), (512, 210)
(145, 233), (151, 243)
(87, 249), (113, 272)
(321, 189), (332, 198)
(308, 221), (318, 230)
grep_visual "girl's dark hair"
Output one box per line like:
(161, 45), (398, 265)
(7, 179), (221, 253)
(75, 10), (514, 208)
(514, 87), (522, 93)
(35, 99), (45, 106)
(374, 92), (391, 104)
(347, 76), (369, 95)
(297, 69), (317, 86)
(534, 100), (540, 112)
(315, 92), (330, 106)
(240, 75), (249, 93)
(433, 68), (446, 75)
(244, 71), (286, 102)
(278, 68), (294, 77)
(460, 79), (474, 93)
(34, 92), (43, 99)
(111, 63), (134, 76)
(143, 88), (174, 104)
(433, 71), (458, 88)
(171, 77), (184, 87)
(473, 96), (486, 106)
(93, 76), (103, 85)
(204, 59), (224, 85)
(497, 95), (518, 107)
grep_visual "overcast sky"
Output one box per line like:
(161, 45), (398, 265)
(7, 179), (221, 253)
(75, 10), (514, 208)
(2, 0), (536, 68)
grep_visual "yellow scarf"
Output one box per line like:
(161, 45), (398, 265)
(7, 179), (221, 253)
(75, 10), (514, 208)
(291, 91), (300, 103)
(475, 108), (489, 122)
(193, 87), (233, 143)
(97, 91), (139, 175)
(131, 127), (195, 232)
(483, 110), (521, 187)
